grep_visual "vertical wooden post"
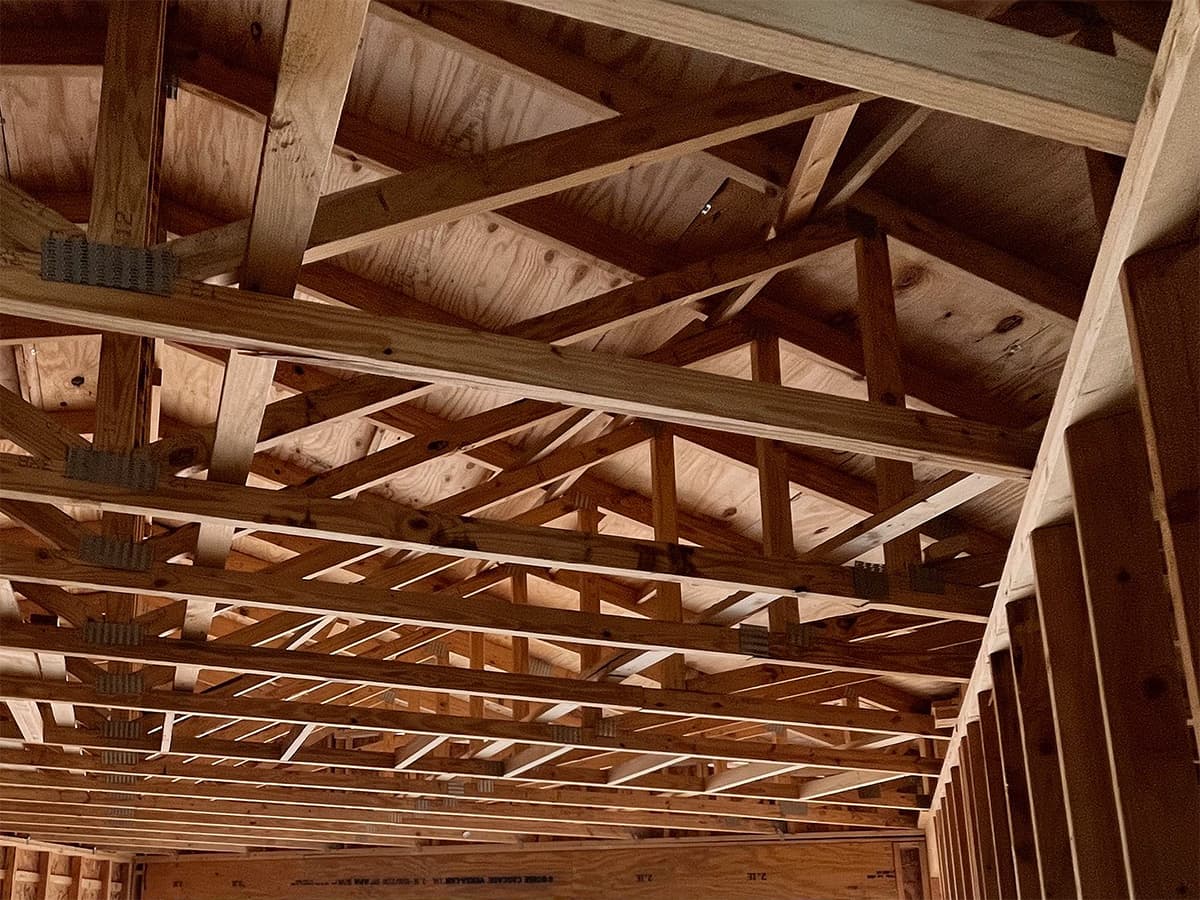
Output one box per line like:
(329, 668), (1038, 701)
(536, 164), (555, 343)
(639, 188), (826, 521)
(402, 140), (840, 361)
(939, 794), (964, 900)
(975, 691), (1018, 900)
(855, 224), (923, 572)
(468, 628), (487, 719)
(578, 498), (602, 727)
(34, 851), (51, 900)
(510, 570), (531, 722)
(962, 722), (1000, 899)
(1006, 596), (1075, 897)
(939, 794), (960, 900)
(935, 808), (959, 900)
(1030, 523), (1127, 897)
(89, 0), (168, 679)
(651, 428), (686, 689)
(66, 855), (84, 900)
(1, 847), (18, 900)
(947, 771), (979, 899)
(988, 649), (1041, 899)
(749, 335), (800, 634)
(120, 862), (135, 900)
(98, 859), (113, 900)
(955, 756), (985, 900)
(1120, 240), (1200, 758)
(1067, 411), (1200, 897)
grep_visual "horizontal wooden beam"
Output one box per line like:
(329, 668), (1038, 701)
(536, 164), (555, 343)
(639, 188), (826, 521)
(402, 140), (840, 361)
(0, 676), (940, 775)
(0, 750), (914, 829)
(0, 623), (942, 736)
(0, 257), (1039, 477)
(506, 0), (1149, 154)
(0, 785), (754, 837)
(0, 454), (1002, 630)
(0, 544), (982, 674)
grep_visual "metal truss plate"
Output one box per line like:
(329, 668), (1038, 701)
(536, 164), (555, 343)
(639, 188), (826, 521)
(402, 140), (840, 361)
(78, 535), (152, 572)
(85, 619), (144, 647)
(42, 234), (177, 295)
(66, 445), (159, 491)
(96, 673), (144, 696)
(101, 718), (144, 740)
(100, 750), (140, 766)
(738, 624), (771, 658)
(550, 725), (581, 745)
(852, 562), (889, 599)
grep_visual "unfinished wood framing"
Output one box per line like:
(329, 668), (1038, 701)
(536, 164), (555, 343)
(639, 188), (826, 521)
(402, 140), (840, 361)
(0, 0), (1193, 887)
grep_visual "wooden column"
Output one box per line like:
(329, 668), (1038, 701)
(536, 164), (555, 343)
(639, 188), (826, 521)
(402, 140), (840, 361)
(510, 571), (531, 722)
(1006, 596), (1075, 897)
(651, 428), (686, 689)
(947, 771), (979, 899)
(939, 792), (960, 900)
(856, 224), (923, 573)
(937, 807), (960, 900)
(988, 649), (1041, 899)
(468, 628), (487, 719)
(1120, 240), (1200, 757)
(34, 852), (51, 900)
(975, 691), (1018, 900)
(1030, 523), (1127, 897)
(962, 721), (1000, 899)
(1067, 411), (1200, 898)
(578, 498), (602, 727)
(941, 792), (965, 900)
(750, 336), (799, 630)
(66, 856), (83, 900)
(98, 859), (113, 900)
(1, 847), (17, 900)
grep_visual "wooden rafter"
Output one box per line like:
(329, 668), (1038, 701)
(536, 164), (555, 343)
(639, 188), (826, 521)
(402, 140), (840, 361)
(506, 0), (1150, 153)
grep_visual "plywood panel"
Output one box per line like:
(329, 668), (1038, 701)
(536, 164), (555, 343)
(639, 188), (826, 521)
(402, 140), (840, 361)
(141, 837), (917, 900)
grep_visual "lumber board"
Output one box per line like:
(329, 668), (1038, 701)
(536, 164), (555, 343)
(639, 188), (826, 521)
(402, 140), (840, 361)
(1120, 240), (1200, 753)
(0, 623), (939, 737)
(1066, 412), (1200, 897)
(0, 464), (994, 623)
(182, 0), (370, 676)
(138, 835), (916, 899)
(1029, 524), (1127, 898)
(168, 75), (868, 278)
(933, 0), (1200, 818)
(506, 0), (1149, 153)
(0, 259), (1040, 478)
(0, 676), (942, 775)
(0, 543), (985, 671)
